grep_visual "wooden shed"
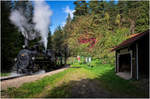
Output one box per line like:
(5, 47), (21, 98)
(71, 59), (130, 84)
(112, 29), (149, 80)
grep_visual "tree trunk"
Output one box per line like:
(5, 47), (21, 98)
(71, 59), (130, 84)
(129, 19), (135, 34)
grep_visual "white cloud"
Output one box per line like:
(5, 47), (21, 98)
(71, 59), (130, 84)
(62, 21), (66, 27)
(65, 6), (75, 19)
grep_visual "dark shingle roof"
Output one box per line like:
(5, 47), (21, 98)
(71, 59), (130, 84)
(111, 29), (149, 51)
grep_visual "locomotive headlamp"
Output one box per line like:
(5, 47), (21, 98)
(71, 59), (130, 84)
(14, 58), (17, 61)
(32, 57), (35, 60)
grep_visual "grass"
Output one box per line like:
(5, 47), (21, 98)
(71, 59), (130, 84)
(1, 60), (149, 98)
(2, 68), (74, 98)
(0, 73), (10, 77)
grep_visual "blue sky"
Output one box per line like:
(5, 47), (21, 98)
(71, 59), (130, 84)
(46, 1), (75, 34)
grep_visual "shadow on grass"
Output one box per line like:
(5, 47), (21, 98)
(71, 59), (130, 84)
(94, 68), (149, 98)
(45, 78), (112, 98)
(69, 67), (81, 68)
(45, 67), (149, 98)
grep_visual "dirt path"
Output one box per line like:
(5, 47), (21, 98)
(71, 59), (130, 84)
(1, 66), (69, 90)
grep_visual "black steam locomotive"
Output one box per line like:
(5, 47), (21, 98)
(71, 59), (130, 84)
(14, 44), (65, 74)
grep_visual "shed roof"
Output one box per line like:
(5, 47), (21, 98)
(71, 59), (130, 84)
(111, 29), (149, 51)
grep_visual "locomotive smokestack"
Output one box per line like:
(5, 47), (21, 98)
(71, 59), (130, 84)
(24, 38), (28, 48)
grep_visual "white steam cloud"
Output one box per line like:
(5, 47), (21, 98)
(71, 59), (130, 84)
(33, 1), (52, 49)
(9, 1), (52, 50)
(9, 10), (37, 40)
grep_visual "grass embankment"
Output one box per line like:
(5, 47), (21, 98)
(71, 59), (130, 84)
(1, 60), (148, 98)
(0, 73), (10, 77)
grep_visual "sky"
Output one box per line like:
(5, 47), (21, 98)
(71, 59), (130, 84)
(46, 1), (75, 34)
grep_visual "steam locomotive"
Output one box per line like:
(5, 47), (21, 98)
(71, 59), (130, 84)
(14, 44), (65, 74)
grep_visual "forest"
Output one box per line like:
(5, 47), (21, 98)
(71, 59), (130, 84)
(1, 0), (149, 72)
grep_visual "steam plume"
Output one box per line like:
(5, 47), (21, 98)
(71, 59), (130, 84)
(9, 1), (52, 49)
(9, 10), (37, 40)
(33, 1), (52, 50)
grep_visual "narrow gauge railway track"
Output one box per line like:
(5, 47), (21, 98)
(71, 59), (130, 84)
(0, 74), (28, 81)
(0, 65), (69, 81)
(0, 70), (45, 81)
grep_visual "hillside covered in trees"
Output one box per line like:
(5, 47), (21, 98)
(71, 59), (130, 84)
(52, 0), (149, 64)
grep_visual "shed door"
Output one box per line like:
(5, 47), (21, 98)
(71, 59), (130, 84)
(119, 54), (131, 73)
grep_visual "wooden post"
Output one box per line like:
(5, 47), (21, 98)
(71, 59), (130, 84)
(115, 51), (117, 72)
(136, 43), (139, 80)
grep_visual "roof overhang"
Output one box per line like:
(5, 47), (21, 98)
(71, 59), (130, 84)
(111, 29), (149, 52)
